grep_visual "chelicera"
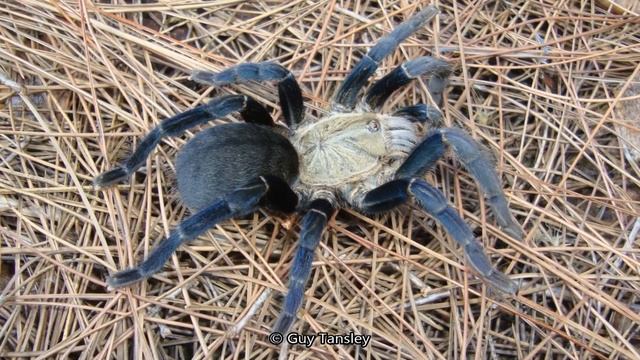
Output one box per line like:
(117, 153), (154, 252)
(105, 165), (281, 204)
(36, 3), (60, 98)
(95, 5), (522, 336)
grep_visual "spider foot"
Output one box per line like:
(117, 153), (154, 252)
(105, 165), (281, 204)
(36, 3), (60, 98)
(93, 166), (128, 189)
(273, 312), (295, 335)
(106, 268), (146, 290)
(501, 220), (524, 241)
(480, 268), (518, 295)
(464, 240), (517, 294)
(393, 104), (443, 127)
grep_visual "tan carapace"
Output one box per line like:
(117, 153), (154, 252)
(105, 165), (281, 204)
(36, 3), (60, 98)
(291, 112), (419, 206)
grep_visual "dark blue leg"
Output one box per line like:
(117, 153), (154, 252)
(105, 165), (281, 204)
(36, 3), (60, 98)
(360, 178), (517, 294)
(331, 5), (439, 111)
(409, 179), (517, 294)
(192, 62), (304, 128)
(393, 104), (443, 127)
(238, 96), (274, 127)
(395, 129), (445, 179)
(426, 72), (449, 106)
(364, 56), (450, 110)
(272, 199), (334, 335)
(359, 180), (409, 213)
(106, 176), (297, 289)
(396, 128), (523, 240)
(94, 94), (270, 188)
(260, 175), (299, 215)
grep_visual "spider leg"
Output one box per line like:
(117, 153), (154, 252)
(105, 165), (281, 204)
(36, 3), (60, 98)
(395, 128), (523, 240)
(331, 5), (439, 111)
(94, 94), (269, 188)
(393, 104), (443, 127)
(425, 70), (449, 107)
(273, 198), (334, 335)
(192, 62), (304, 128)
(364, 56), (450, 111)
(106, 175), (297, 289)
(360, 178), (517, 294)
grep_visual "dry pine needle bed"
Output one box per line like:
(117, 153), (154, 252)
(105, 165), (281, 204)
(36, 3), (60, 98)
(1, 0), (639, 359)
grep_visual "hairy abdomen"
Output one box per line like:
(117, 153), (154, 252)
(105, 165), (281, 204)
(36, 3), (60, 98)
(176, 123), (299, 210)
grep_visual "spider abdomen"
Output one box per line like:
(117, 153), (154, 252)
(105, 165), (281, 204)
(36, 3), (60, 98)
(176, 123), (299, 211)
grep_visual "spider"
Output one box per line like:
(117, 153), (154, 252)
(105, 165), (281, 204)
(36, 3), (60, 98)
(95, 5), (522, 336)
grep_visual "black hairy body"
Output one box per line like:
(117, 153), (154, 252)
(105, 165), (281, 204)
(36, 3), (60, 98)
(176, 123), (298, 211)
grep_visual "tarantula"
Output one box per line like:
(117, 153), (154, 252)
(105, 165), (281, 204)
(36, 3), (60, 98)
(95, 5), (522, 335)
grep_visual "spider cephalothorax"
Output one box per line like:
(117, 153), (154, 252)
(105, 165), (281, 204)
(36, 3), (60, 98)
(292, 112), (418, 202)
(95, 5), (523, 336)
